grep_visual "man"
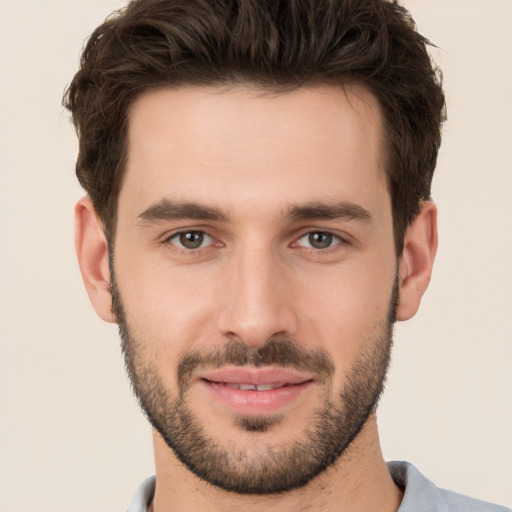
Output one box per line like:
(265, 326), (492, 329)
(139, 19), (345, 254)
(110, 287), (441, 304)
(64, 0), (510, 511)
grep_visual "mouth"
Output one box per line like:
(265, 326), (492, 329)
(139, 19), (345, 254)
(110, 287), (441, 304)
(221, 382), (292, 391)
(197, 367), (315, 415)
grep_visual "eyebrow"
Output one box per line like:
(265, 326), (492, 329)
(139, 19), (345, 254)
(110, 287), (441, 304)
(137, 198), (372, 225)
(286, 201), (373, 224)
(138, 199), (229, 223)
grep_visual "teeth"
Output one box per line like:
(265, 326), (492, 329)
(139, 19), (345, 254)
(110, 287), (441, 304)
(224, 383), (256, 390)
(224, 383), (287, 391)
(255, 384), (281, 391)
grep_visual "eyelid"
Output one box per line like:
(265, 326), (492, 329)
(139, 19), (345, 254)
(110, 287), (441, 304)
(297, 231), (341, 249)
(162, 228), (216, 250)
(292, 228), (351, 248)
(158, 226), (351, 253)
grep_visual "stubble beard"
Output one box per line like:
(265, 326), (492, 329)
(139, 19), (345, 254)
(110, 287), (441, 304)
(110, 269), (398, 495)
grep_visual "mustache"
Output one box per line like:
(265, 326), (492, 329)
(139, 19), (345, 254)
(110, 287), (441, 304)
(178, 338), (335, 386)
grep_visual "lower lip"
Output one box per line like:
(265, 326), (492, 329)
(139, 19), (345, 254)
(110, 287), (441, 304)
(200, 380), (314, 415)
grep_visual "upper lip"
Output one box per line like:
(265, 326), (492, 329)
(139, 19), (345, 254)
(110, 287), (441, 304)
(198, 367), (313, 386)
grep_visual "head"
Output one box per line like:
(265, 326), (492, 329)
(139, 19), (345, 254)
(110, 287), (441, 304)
(68, 0), (443, 496)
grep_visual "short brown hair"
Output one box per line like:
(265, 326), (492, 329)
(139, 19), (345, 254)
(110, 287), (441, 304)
(64, 0), (445, 252)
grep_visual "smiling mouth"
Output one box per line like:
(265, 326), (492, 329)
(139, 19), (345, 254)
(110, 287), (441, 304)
(197, 368), (315, 414)
(204, 381), (305, 391)
(198, 367), (313, 390)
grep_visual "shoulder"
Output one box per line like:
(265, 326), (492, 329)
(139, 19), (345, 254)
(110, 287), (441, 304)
(125, 475), (156, 512)
(388, 461), (511, 512)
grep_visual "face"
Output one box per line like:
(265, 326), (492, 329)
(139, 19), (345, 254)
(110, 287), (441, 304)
(112, 85), (398, 493)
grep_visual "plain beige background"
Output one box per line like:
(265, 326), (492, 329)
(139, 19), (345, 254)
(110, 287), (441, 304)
(0, 1), (511, 511)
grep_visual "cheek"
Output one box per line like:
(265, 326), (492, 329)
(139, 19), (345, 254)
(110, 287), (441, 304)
(116, 256), (223, 357)
(294, 262), (395, 368)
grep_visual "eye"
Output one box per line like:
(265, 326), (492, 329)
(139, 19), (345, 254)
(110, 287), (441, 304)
(296, 231), (342, 250)
(168, 230), (214, 250)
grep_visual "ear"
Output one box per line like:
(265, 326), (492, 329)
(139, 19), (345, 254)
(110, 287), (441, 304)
(74, 197), (115, 323)
(396, 201), (438, 321)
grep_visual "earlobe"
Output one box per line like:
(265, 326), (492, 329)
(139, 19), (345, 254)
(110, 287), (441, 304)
(74, 197), (116, 323)
(396, 201), (438, 321)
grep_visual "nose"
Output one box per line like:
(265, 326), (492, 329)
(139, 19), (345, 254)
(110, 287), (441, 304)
(216, 244), (298, 347)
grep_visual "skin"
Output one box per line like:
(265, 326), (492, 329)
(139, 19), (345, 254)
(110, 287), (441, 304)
(75, 84), (437, 511)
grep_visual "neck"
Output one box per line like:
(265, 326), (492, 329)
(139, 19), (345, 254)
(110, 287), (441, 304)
(150, 415), (403, 512)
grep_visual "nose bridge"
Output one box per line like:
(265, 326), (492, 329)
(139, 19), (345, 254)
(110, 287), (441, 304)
(217, 238), (297, 346)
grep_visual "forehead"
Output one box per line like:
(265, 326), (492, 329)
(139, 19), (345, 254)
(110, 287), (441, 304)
(120, 84), (388, 219)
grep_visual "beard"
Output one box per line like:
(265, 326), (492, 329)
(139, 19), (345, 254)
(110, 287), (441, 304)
(110, 267), (398, 495)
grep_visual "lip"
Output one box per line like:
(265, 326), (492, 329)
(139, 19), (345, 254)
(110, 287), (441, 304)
(197, 367), (315, 415)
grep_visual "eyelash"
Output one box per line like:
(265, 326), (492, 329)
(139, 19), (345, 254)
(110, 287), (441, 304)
(294, 231), (345, 251)
(162, 229), (349, 255)
(163, 230), (217, 253)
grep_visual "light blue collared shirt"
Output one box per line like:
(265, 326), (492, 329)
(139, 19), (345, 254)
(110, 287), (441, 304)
(126, 461), (511, 511)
